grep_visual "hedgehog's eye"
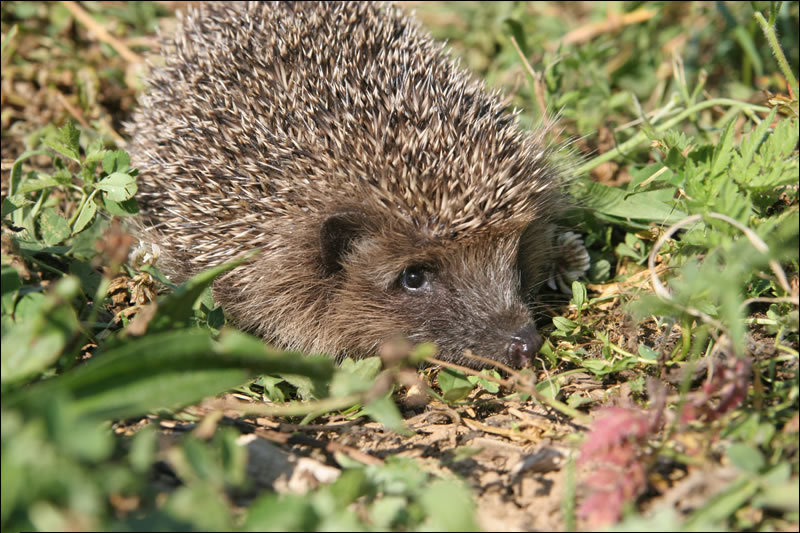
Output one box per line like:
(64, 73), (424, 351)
(400, 265), (430, 292)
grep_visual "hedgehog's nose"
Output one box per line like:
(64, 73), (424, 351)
(507, 323), (543, 368)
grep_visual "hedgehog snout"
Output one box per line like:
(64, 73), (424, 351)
(506, 323), (543, 368)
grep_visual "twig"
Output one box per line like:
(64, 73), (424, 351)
(754, 12), (799, 92)
(561, 8), (656, 46)
(647, 212), (796, 332)
(61, 1), (143, 64)
(740, 296), (799, 310)
(207, 393), (364, 418)
(509, 35), (547, 119)
(57, 91), (91, 129)
(276, 420), (361, 432)
(462, 418), (542, 442)
(574, 98), (770, 176)
(255, 428), (384, 466)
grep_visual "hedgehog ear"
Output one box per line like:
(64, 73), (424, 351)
(319, 212), (367, 276)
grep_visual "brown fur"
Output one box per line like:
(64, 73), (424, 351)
(127, 1), (568, 369)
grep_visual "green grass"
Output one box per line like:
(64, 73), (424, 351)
(1, 1), (798, 531)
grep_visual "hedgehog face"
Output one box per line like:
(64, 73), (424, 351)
(319, 213), (544, 369)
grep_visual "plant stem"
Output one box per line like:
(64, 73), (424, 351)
(754, 11), (799, 92)
(574, 99), (771, 176)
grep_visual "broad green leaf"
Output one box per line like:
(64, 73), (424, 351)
(1, 264), (21, 315)
(165, 485), (232, 531)
(369, 496), (408, 529)
(437, 367), (474, 402)
(128, 425), (158, 473)
(84, 139), (107, 165)
(15, 176), (60, 194)
(1, 276), (80, 385)
(685, 476), (759, 528)
(727, 443), (765, 473)
(104, 196), (139, 216)
(637, 345), (659, 361)
(362, 393), (409, 435)
(7, 328), (334, 420)
(467, 369), (501, 393)
(148, 253), (257, 333)
(419, 479), (479, 531)
(2, 195), (31, 218)
(571, 281), (587, 309)
(39, 208), (71, 246)
(503, 18), (529, 56)
(244, 493), (317, 531)
(572, 179), (687, 224)
(553, 316), (578, 333)
(338, 356), (382, 381)
(330, 367), (373, 396)
(102, 149), (130, 174)
(752, 478), (800, 512)
(536, 377), (561, 400)
(42, 121), (81, 163)
(326, 469), (368, 508)
(72, 196), (97, 234)
(96, 172), (137, 202)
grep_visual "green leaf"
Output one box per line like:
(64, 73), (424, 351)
(553, 316), (578, 334)
(255, 375), (287, 402)
(104, 196), (139, 216)
(15, 176), (60, 194)
(685, 475), (759, 528)
(637, 345), (659, 361)
(102, 149), (130, 174)
(503, 18), (529, 56)
(369, 496), (409, 529)
(128, 425), (158, 473)
(437, 368), (474, 402)
(419, 479), (479, 531)
(7, 328), (334, 420)
(244, 493), (318, 531)
(536, 377), (560, 401)
(39, 208), (71, 246)
(72, 196), (97, 234)
(96, 172), (137, 202)
(467, 369), (501, 393)
(710, 119), (736, 177)
(1, 23), (18, 58)
(1, 264), (22, 315)
(165, 485), (232, 531)
(581, 359), (612, 376)
(84, 139), (107, 165)
(330, 367), (373, 396)
(362, 394), (410, 435)
(752, 478), (800, 512)
(327, 468), (368, 508)
(408, 342), (438, 365)
(1, 276), (80, 385)
(1, 195), (31, 218)
(339, 356), (382, 381)
(148, 253), (256, 332)
(727, 443), (765, 473)
(571, 281), (587, 309)
(737, 108), (776, 166)
(573, 179), (687, 224)
(42, 121), (81, 163)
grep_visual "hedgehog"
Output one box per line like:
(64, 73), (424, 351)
(127, 1), (588, 370)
